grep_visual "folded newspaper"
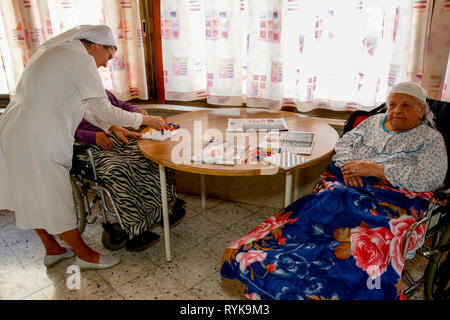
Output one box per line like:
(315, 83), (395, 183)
(260, 131), (316, 155)
(227, 118), (288, 132)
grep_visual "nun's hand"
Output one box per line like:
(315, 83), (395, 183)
(110, 126), (143, 145)
(142, 115), (167, 131)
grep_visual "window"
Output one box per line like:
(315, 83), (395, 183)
(0, 0), (149, 102)
(159, 0), (450, 112)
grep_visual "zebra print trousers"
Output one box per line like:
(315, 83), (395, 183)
(75, 134), (177, 239)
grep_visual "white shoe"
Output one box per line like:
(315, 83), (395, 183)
(75, 254), (120, 270)
(43, 248), (76, 268)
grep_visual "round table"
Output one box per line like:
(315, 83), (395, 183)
(138, 108), (339, 261)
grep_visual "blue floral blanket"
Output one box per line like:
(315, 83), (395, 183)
(220, 162), (433, 300)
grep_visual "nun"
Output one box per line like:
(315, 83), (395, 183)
(0, 25), (166, 270)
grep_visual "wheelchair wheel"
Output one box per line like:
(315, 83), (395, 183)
(101, 222), (127, 251)
(424, 223), (450, 300)
(71, 176), (87, 233)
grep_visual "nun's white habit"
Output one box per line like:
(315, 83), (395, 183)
(0, 25), (143, 234)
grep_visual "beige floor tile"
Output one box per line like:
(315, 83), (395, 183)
(174, 289), (202, 300)
(95, 250), (157, 289)
(115, 267), (188, 300)
(191, 273), (247, 300)
(157, 245), (221, 290)
(178, 207), (203, 221)
(81, 216), (108, 240)
(0, 267), (41, 300)
(142, 231), (198, 264)
(0, 224), (46, 266)
(171, 214), (226, 246)
(22, 290), (49, 300)
(233, 202), (282, 220)
(228, 212), (267, 237)
(23, 255), (77, 290)
(0, 237), (22, 277)
(201, 229), (242, 260)
(41, 270), (114, 300)
(202, 202), (254, 229)
(182, 194), (224, 213)
(98, 289), (125, 300)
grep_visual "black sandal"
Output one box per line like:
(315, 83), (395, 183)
(160, 198), (186, 227)
(126, 230), (160, 252)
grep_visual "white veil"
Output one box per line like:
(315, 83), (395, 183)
(39, 24), (116, 49)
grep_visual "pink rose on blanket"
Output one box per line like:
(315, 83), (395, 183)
(350, 226), (394, 278)
(389, 215), (426, 276)
(236, 250), (267, 272)
(228, 212), (296, 249)
(245, 292), (261, 300)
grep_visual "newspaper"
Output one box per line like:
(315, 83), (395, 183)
(260, 131), (316, 155)
(227, 118), (288, 132)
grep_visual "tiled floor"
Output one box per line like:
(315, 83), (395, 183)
(0, 193), (427, 300)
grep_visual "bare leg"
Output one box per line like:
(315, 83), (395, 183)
(35, 229), (67, 255)
(58, 228), (100, 263)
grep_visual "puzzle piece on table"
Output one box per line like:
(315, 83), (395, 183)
(263, 151), (306, 170)
(141, 128), (173, 141)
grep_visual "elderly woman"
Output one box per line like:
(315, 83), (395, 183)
(220, 82), (447, 300)
(334, 82), (446, 192)
(0, 25), (167, 270)
(75, 89), (185, 252)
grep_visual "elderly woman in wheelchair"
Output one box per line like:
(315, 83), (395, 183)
(71, 90), (186, 252)
(220, 82), (449, 300)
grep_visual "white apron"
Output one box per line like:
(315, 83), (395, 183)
(0, 40), (135, 234)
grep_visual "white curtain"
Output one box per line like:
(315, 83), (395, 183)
(0, 0), (148, 101)
(161, 0), (450, 111)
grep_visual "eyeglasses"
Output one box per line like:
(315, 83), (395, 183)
(103, 46), (115, 60)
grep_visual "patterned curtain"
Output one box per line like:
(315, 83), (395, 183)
(161, 0), (450, 111)
(0, 0), (148, 101)
(421, 0), (450, 101)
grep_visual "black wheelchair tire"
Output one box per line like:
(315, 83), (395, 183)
(71, 176), (87, 233)
(424, 223), (450, 300)
(101, 222), (127, 251)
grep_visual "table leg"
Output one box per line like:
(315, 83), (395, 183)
(285, 171), (293, 207)
(294, 170), (300, 201)
(159, 164), (171, 262)
(201, 174), (206, 209)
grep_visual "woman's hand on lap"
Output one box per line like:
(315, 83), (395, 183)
(95, 132), (114, 150)
(110, 126), (142, 145)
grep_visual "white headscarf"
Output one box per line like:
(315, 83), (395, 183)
(40, 24), (116, 49)
(388, 81), (435, 128)
(389, 81), (428, 103)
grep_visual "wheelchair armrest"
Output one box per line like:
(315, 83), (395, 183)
(434, 186), (450, 202)
(73, 140), (91, 153)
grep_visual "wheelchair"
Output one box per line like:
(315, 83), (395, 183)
(343, 98), (450, 300)
(70, 141), (128, 251)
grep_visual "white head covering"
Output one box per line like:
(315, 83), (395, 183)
(389, 81), (428, 103)
(40, 24), (116, 49)
(388, 81), (436, 128)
